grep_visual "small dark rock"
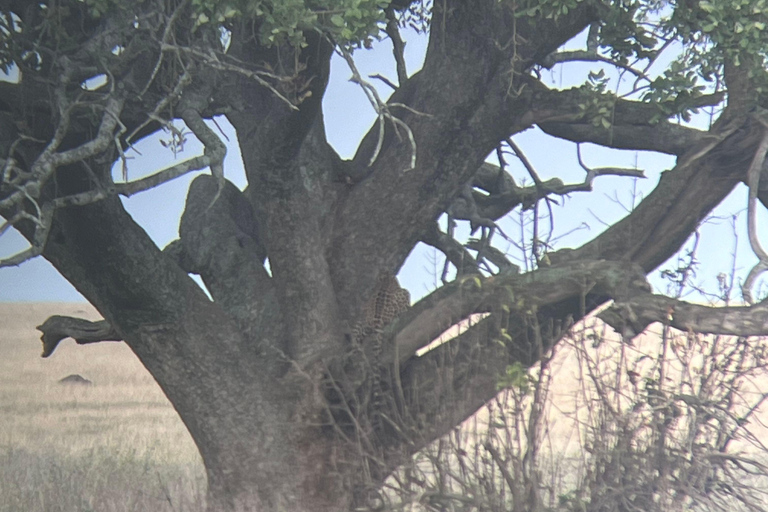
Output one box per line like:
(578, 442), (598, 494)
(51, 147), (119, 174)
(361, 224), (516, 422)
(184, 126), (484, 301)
(58, 374), (92, 386)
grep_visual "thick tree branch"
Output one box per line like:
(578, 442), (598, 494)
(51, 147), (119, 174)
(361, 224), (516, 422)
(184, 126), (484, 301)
(176, 175), (280, 351)
(36, 315), (121, 357)
(533, 85), (717, 155)
(347, 260), (650, 463)
(384, 259), (650, 366)
(396, 316), (504, 456)
(225, 30), (342, 366)
(226, 29), (333, 178)
(599, 294), (768, 339)
(536, 86), (724, 128)
(384, 261), (653, 466)
(538, 121), (707, 155)
(390, 307), (566, 469)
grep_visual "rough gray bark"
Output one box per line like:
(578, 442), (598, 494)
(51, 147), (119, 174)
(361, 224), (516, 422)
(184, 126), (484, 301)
(5, 1), (768, 511)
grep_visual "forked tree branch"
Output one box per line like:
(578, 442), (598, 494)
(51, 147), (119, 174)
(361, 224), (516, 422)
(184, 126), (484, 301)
(464, 162), (645, 223)
(330, 1), (598, 321)
(550, 112), (757, 271)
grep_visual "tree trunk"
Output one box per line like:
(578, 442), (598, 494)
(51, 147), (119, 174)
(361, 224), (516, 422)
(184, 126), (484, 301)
(36, 188), (364, 511)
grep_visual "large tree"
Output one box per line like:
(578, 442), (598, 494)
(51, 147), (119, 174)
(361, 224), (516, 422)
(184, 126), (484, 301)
(4, 0), (768, 510)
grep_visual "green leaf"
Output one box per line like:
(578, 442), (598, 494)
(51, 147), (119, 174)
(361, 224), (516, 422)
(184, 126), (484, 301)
(330, 14), (345, 27)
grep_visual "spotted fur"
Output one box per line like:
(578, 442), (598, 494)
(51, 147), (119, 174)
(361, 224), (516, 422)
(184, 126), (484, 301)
(352, 274), (410, 432)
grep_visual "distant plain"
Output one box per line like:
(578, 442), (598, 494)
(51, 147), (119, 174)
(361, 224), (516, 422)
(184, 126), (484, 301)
(0, 303), (205, 512)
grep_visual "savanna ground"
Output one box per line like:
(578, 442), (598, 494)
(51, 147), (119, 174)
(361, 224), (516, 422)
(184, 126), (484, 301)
(4, 302), (768, 512)
(0, 303), (205, 512)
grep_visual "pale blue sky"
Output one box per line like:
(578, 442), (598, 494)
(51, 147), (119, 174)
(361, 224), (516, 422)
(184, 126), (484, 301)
(0, 27), (762, 304)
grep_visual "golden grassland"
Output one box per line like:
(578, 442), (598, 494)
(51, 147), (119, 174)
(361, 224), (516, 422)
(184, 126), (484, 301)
(0, 303), (205, 512)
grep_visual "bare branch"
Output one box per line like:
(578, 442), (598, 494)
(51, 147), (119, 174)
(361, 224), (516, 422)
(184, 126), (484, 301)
(457, 162), (644, 226)
(369, 73), (398, 91)
(160, 43), (299, 111)
(420, 222), (481, 276)
(507, 137), (543, 187)
(0, 244), (42, 268)
(541, 49), (650, 81)
(742, 109), (768, 303)
(385, 7), (408, 86)
(337, 46), (417, 171)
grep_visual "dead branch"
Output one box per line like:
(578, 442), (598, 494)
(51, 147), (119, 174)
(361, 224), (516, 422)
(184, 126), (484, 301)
(36, 315), (121, 358)
(742, 109), (768, 303)
(337, 46), (417, 171)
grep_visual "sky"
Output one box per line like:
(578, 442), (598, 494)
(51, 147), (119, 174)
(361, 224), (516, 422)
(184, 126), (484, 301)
(0, 24), (765, 305)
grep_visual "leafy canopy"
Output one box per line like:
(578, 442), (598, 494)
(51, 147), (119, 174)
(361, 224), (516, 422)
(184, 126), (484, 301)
(82, 0), (393, 47)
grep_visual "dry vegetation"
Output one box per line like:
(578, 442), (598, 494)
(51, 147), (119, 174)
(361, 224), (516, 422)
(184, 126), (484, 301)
(0, 303), (205, 512)
(380, 317), (768, 512)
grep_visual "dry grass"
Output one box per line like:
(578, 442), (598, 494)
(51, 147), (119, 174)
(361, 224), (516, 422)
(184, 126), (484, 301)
(0, 303), (206, 512)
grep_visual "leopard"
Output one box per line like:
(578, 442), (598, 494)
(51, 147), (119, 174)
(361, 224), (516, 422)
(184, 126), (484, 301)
(350, 273), (411, 433)
(354, 273), (411, 341)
